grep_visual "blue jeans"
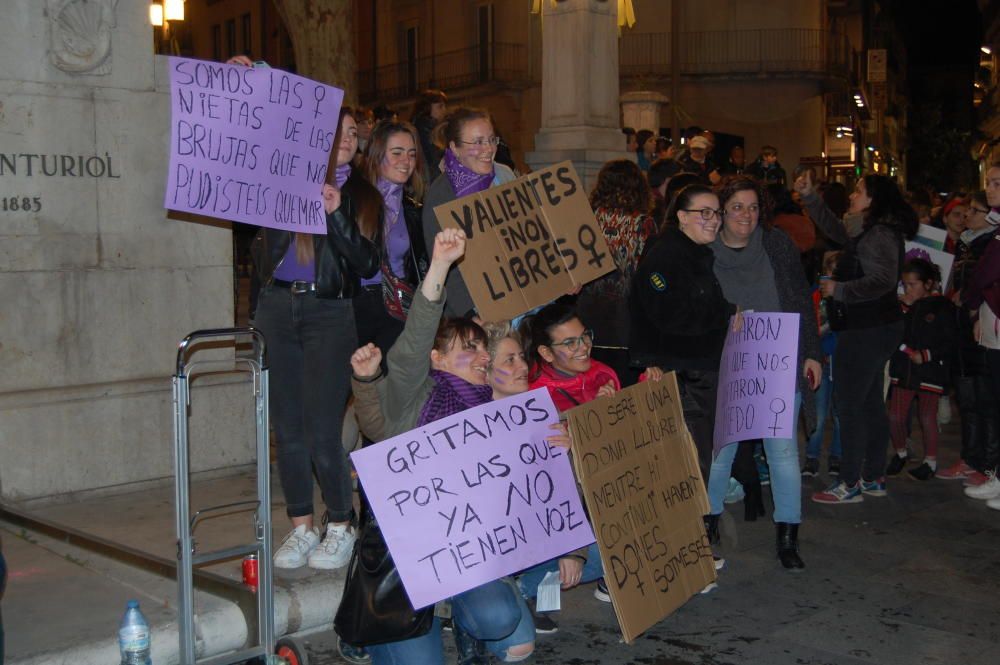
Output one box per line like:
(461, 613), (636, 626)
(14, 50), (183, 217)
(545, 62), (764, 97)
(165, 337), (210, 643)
(805, 360), (842, 460)
(518, 542), (604, 598)
(367, 578), (534, 664)
(709, 393), (802, 523)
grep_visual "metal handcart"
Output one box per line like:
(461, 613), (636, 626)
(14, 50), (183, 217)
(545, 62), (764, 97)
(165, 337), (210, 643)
(173, 327), (307, 665)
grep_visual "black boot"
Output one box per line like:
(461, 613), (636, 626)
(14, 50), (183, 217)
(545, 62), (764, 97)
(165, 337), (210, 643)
(702, 514), (721, 545)
(453, 621), (488, 665)
(743, 481), (766, 522)
(776, 522), (805, 571)
(703, 513), (726, 571)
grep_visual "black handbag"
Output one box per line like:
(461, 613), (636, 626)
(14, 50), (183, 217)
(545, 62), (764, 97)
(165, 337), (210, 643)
(334, 504), (434, 646)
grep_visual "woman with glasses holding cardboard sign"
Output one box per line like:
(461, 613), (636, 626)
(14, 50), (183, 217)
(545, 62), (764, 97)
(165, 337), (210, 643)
(630, 185), (738, 485)
(421, 107), (518, 320)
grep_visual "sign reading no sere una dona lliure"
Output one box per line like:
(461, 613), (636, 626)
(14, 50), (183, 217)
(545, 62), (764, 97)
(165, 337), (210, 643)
(434, 162), (616, 322)
(350, 388), (595, 610)
(565, 377), (715, 643)
(164, 57), (344, 234)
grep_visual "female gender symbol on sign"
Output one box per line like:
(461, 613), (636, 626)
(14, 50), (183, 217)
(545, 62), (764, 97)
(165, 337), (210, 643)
(768, 397), (787, 436)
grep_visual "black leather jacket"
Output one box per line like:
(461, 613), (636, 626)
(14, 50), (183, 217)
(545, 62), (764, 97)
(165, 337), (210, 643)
(399, 195), (430, 286)
(252, 174), (380, 298)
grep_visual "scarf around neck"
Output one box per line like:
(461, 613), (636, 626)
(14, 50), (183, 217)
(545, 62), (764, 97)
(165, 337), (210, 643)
(334, 163), (351, 188)
(444, 149), (494, 198)
(417, 369), (493, 427)
(711, 226), (781, 313)
(376, 176), (404, 230)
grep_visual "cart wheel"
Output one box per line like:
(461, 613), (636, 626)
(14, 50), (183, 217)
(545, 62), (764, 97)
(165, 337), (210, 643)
(275, 637), (309, 665)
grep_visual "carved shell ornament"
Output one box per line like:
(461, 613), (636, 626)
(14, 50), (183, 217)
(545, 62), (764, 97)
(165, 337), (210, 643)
(50, 0), (119, 75)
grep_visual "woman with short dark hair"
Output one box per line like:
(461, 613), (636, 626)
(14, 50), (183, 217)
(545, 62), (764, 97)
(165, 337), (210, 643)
(707, 176), (822, 570)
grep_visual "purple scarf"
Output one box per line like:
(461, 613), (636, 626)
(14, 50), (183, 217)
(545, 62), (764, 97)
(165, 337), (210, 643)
(376, 176), (403, 231)
(417, 369), (493, 427)
(443, 149), (494, 198)
(335, 163), (351, 188)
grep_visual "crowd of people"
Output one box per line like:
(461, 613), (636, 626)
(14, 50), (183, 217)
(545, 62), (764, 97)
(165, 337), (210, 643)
(227, 55), (1000, 661)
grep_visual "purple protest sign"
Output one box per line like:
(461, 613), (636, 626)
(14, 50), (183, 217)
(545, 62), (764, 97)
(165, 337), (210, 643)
(351, 388), (595, 610)
(714, 312), (800, 452)
(164, 57), (344, 234)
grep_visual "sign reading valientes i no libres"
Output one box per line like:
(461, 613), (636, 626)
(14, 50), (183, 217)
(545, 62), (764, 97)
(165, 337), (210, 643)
(164, 57), (344, 234)
(435, 162), (616, 322)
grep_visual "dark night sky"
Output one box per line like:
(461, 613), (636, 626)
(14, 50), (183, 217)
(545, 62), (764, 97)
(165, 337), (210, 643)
(895, 0), (983, 68)
(894, 0), (983, 132)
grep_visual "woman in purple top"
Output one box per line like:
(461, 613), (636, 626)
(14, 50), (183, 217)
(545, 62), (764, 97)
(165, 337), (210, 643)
(251, 107), (382, 571)
(354, 121), (429, 359)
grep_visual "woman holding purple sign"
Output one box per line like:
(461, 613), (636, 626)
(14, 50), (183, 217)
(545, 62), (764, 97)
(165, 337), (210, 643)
(707, 176), (821, 571)
(421, 107), (518, 320)
(251, 106), (382, 571)
(342, 229), (535, 665)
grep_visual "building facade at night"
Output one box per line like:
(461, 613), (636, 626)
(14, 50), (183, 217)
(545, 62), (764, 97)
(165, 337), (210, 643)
(170, 0), (909, 184)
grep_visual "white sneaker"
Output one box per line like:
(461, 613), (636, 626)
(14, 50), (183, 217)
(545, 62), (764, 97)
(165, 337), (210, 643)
(274, 524), (320, 569)
(964, 470), (1000, 500)
(308, 523), (356, 569)
(987, 495), (1000, 511)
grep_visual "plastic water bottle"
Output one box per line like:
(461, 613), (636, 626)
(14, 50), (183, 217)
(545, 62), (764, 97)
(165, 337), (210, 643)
(118, 600), (152, 665)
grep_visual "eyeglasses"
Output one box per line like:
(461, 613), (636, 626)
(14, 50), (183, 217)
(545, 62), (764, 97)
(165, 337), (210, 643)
(968, 206), (989, 215)
(682, 208), (723, 221)
(458, 136), (501, 148)
(548, 330), (594, 352)
(724, 203), (760, 216)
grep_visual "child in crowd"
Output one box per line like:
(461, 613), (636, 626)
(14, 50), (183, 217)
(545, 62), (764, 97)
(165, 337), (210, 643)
(885, 259), (957, 480)
(802, 251), (843, 477)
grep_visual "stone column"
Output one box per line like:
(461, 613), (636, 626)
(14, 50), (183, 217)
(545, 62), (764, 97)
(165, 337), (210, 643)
(621, 91), (670, 134)
(525, 0), (632, 187)
(0, 1), (253, 501)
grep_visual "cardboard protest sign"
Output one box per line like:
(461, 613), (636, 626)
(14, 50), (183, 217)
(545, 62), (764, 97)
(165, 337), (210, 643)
(164, 57), (344, 234)
(904, 241), (955, 292)
(714, 312), (800, 451)
(350, 388), (595, 609)
(434, 162), (615, 321)
(565, 377), (714, 644)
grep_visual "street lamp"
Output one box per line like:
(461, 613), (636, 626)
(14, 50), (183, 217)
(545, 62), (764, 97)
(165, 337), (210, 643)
(164, 0), (185, 22)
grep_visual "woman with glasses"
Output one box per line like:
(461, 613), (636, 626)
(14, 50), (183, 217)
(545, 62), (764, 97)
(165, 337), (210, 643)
(706, 176), (822, 570)
(630, 185), (737, 486)
(795, 172), (918, 506)
(521, 301), (619, 410)
(422, 107), (517, 319)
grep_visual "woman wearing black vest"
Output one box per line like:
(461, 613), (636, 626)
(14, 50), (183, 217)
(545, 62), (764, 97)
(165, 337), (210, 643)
(795, 173), (917, 504)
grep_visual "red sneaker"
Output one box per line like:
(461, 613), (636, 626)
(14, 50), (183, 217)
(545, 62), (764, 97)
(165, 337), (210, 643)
(963, 471), (990, 487)
(937, 460), (975, 480)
